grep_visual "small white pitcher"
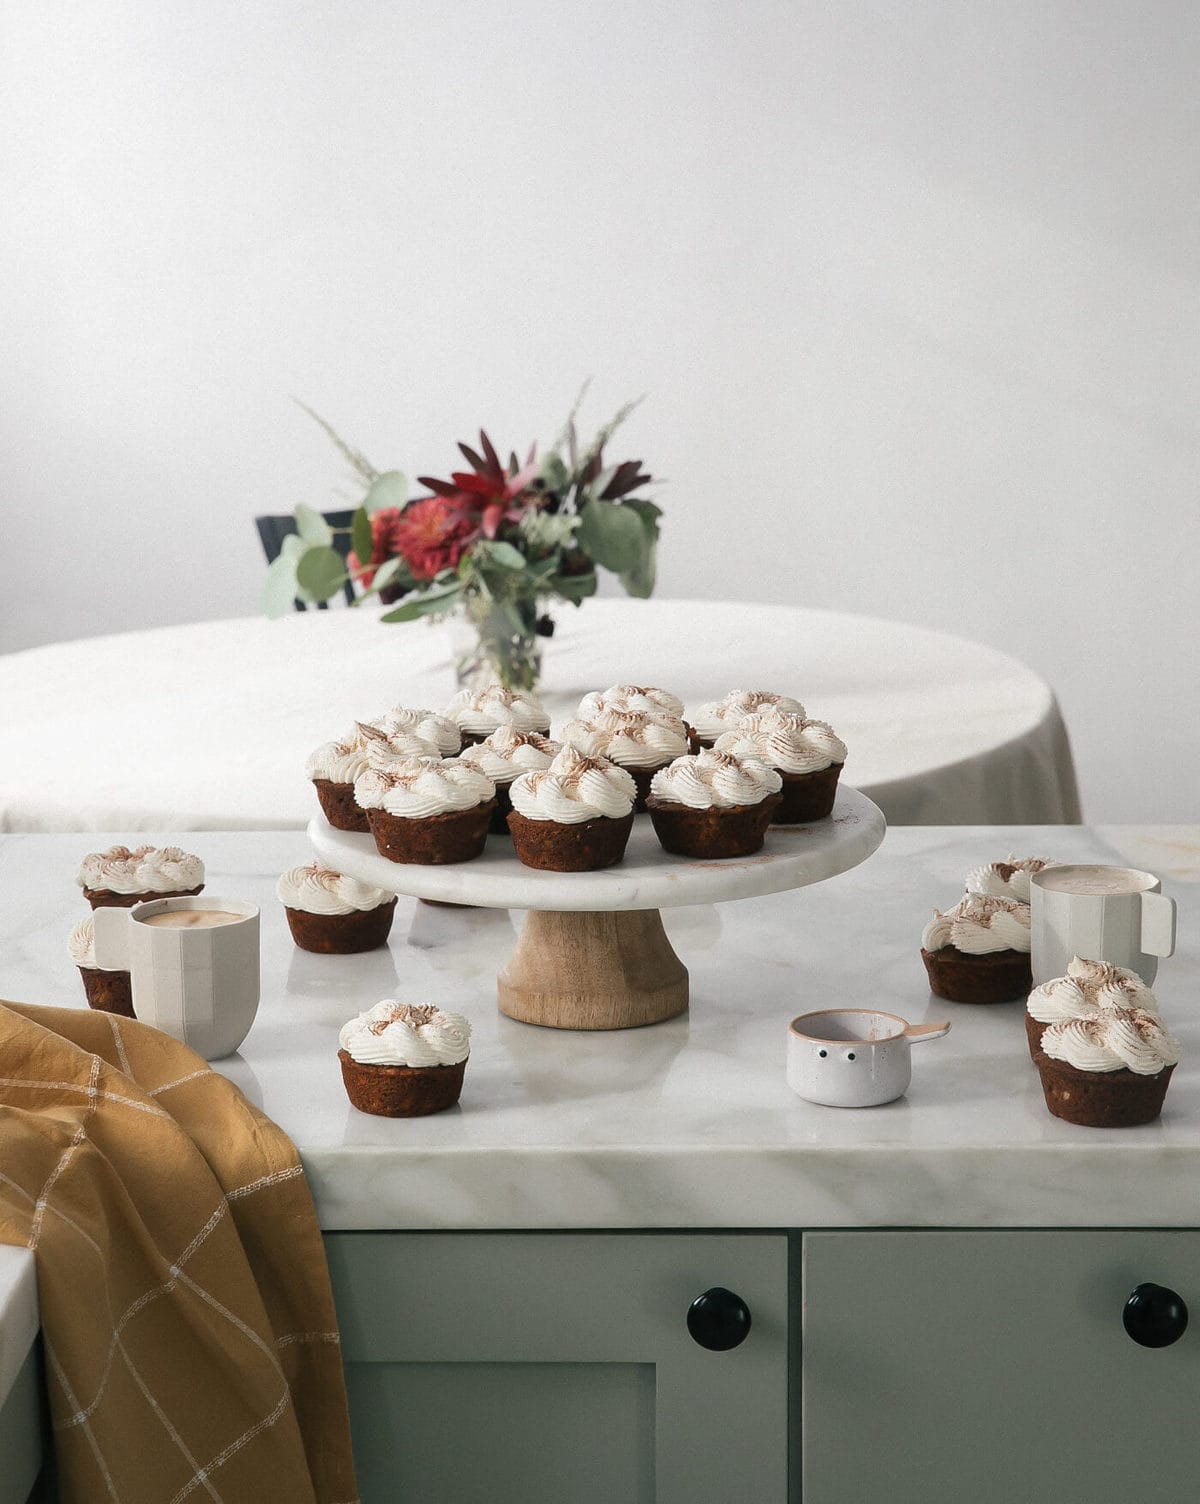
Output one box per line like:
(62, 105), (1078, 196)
(787, 1008), (950, 1108)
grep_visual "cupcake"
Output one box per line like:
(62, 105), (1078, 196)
(1025, 956), (1157, 1060)
(688, 690), (806, 750)
(966, 856), (1053, 903)
(354, 753), (495, 864)
(371, 706), (462, 756)
(307, 721), (438, 833)
(576, 684), (685, 721)
(77, 845), (205, 910)
(457, 728), (561, 833)
(338, 1000), (471, 1117)
(714, 709), (846, 823)
(277, 861), (397, 954)
(444, 684), (551, 746)
(645, 749), (783, 859)
(1036, 1002), (1180, 1128)
(920, 894), (1032, 1003)
(507, 745), (636, 871)
(559, 707), (690, 811)
(69, 916), (134, 1017)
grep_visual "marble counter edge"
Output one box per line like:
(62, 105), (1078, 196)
(0, 1247), (37, 1412)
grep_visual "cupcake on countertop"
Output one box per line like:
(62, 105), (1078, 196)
(354, 752), (495, 864)
(559, 707), (690, 811)
(575, 684), (685, 722)
(69, 916), (134, 1017)
(966, 856), (1054, 903)
(458, 728), (561, 833)
(444, 684), (551, 746)
(1025, 956), (1157, 1060)
(277, 861), (398, 954)
(646, 748), (782, 859)
(371, 706), (462, 756)
(715, 709), (846, 824)
(920, 893), (1032, 1004)
(339, 999), (471, 1117)
(507, 744), (637, 871)
(688, 690), (806, 749)
(77, 845), (205, 910)
(1035, 985), (1180, 1128)
(307, 720), (440, 832)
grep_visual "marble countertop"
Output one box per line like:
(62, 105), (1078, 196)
(3, 825), (1199, 1234)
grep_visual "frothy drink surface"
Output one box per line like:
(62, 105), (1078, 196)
(1038, 869), (1149, 896)
(140, 910), (244, 928)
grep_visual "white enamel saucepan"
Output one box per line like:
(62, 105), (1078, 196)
(787, 1008), (950, 1108)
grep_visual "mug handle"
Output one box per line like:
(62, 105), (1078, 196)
(905, 1020), (952, 1043)
(93, 907), (132, 969)
(1141, 893), (1177, 959)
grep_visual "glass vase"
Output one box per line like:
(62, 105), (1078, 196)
(447, 600), (543, 693)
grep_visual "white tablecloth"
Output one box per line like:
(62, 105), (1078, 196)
(0, 599), (1080, 831)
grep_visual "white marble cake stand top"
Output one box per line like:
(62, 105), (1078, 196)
(307, 786), (886, 913)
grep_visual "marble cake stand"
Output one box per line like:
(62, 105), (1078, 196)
(308, 786), (886, 1031)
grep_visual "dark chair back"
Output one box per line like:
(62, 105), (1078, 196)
(254, 510), (358, 610)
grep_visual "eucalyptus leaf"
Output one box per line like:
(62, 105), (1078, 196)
(548, 569), (598, 604)
(351, 506), (373, 567)
(353, 556), (408, 602)
(262, 552), (300, 618)
(527, 556), (560, 581)
(295, 544), (347, 602)
(615, 496), (660, 598)
(577, 499), (645, 575)
(363, 470), (408, 515)
(294, 503), (332, 545)
(279, 532), (308, 561)
(380, 582), (462, 623)
(484, 541), (527, 570)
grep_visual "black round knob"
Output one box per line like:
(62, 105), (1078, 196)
(1123, 1283), (1189, 1348)
(687, 1287), (752, 1351)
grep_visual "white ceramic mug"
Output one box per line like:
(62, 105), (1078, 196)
(1029, 864), (1176, 987)
(94, 896), (260, 1059)
(787, 1009), (950, 1108)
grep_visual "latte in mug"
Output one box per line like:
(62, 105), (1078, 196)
(1035, 869), (1156, 897)
(1029, 864), (1176, 986)
(139, 910), (245, 929)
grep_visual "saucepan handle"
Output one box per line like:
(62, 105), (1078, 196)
(905, 1020), (951, 1043)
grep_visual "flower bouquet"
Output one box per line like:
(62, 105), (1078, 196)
(263, 390), (662, 691)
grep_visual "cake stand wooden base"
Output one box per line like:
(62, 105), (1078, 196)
(497, 909), (689, 1031)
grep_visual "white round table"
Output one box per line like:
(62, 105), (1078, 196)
(0, 599), (1080, 831)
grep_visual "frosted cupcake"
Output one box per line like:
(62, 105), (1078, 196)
(1036, 1000), (1180, 1128)
(920, 894), (1032, 1003)
(277, 861), (397, 954)
(559, 708), (689, 811)
(688, 690), (806, 749)
(354, 754), (495, 864)
(457, 728), (561, 833)
(69, 916), (134, 1017)
(339, 1000), (471, 1117)
(444, 685), (551, 746)
(646, 749), (783, 858)
(507, 745), (637, 871)
(714, 710), (846, 823)
(371, 706), (462, 756)
(966, 856), (1053, 904)
(77, 845), (205, 910)
(307, 721), (438, 833)
(1025, 956), (1157, 1060)
(575, 685), (685, 722)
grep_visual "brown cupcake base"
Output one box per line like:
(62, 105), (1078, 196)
(646, 793), (781, 859)
(622, 763), (672, 814)
(78, 966), (135, 1018)
(313, 777), (370, 833)
(1035, 1055), (1175, 1127)
(285, 900), (397, 954)
(488, 784), (515, 834)
(1025, 1012), (1048, 1060)
(921, 945), (1032, 1004)
(84, 884), (204, 911)
(366, 801), (494, 864)
(507, 810), (635, 871)
(339, 1050), (466, 1117)
(774, 763), (843, 824)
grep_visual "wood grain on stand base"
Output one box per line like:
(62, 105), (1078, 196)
(498, 908), (689, 1030)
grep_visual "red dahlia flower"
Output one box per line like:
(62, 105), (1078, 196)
(418, 429), (539, 540)
(391, 496), (480, 581)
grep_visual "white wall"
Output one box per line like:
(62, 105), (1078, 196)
(2, 1), (1198, 821)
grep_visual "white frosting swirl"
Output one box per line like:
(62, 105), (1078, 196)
(649, 749), (783, 810)
(76, 845), (204, 896)
(339, 1000), (472, 1068)
(372, 707), (462, 756)
(445, 685), (550, 736)
(966, 856), (1052, 903)
(576, 685), (685, 721)
(276, 862), (393, 915)
(509, 744), (636, 823)
(1027, 955), (1157, 1025)
(69, 916), (99, 969)
(457, 728), (561, 787)
(1042, 1008), (1181, 1076)
(690, 689), (806, 741)
(354, 755), (494, 818)
(307, 721), (438, 783)
(921, 894), (1032, 955)
(560, 709), (689, 770)
(714, 710), (846, 774)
